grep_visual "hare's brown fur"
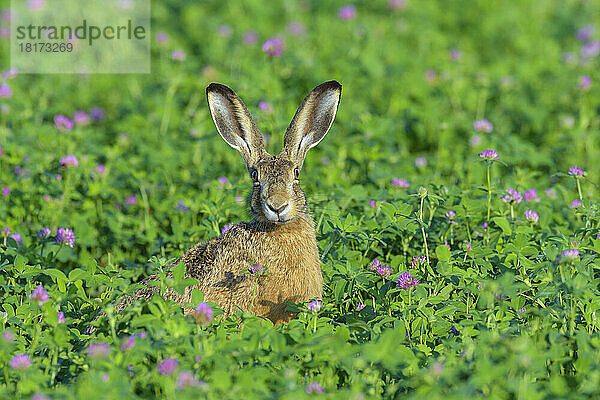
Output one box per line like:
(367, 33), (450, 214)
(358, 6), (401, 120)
(106, 81), (341, 327)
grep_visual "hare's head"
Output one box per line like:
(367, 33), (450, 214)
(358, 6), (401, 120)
(207, 81), (341, 224)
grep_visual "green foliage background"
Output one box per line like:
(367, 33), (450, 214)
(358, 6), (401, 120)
(0, 0), (599, 398)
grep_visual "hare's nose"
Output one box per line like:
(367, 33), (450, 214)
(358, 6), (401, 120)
(266, 202), (288, 215)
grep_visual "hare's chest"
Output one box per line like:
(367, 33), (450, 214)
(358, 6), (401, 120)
(248, 222), (323, 309)
(258, 227), (319, 268)
(258, 250), (322, 302)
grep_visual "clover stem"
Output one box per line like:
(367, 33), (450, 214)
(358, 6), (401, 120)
(576, 178), (583, 205)
(249, 279), (258, 314)
(570, 296), (575, 336)
(419, 196), (430, 266)
(486, 163), (492, 223)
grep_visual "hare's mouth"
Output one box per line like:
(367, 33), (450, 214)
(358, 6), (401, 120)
(262, 202), (293, 224)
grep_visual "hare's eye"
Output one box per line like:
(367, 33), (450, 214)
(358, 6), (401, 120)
(293, 168), (300, 180)
(251, 170), (259, 181)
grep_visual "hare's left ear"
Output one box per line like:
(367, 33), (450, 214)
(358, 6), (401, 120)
(282, 80), (341, 169)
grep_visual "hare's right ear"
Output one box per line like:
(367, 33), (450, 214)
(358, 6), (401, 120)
(207, 83), (267, 168)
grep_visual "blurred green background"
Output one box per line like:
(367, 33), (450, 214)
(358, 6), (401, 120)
(1, 0), (598, 268)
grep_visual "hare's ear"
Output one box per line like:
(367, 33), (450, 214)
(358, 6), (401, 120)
(207, 83), (267, 168)
(282, 80), (341, 169)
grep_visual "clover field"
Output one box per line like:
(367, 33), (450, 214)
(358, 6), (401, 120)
(1, 0), (600, 399)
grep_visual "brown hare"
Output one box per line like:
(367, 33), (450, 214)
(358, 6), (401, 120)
(101, 80), (342, 327)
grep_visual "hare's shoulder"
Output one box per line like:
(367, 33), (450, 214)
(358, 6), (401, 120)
(181, 222), (255, 279)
